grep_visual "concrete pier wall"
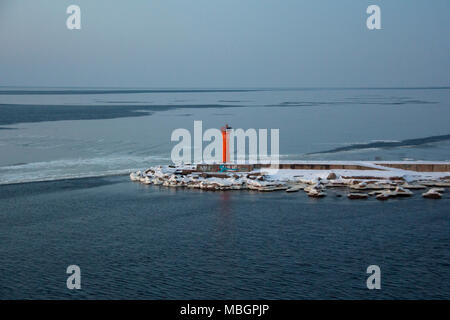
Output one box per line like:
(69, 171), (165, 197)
(374, 163), (450, 172)
(196, 162), (450, 173)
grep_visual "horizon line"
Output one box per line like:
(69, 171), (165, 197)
(0, 85), (450, 91)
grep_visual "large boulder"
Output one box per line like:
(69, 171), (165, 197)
(327, 172), (337, 180)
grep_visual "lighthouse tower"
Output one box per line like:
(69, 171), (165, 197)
(221, 124), (232, 163)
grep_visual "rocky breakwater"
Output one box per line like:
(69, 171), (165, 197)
(130, 165), (449, 200)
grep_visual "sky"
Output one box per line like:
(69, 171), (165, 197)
(1, 0), (449, 88)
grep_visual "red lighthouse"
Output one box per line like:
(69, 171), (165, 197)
(221, 124), (231, 163)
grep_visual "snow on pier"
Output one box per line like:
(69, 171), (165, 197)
(130, 161), (450, 200)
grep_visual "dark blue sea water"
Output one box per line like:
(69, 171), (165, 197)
(0, 87), (449, 299)
(0, 176), (449, 299)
